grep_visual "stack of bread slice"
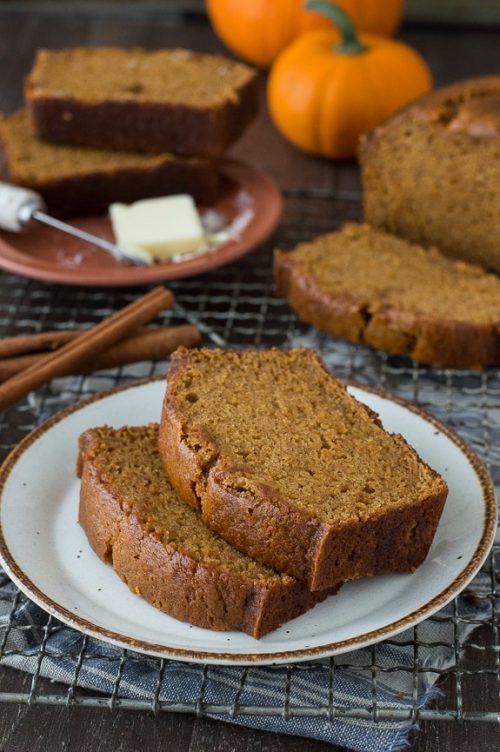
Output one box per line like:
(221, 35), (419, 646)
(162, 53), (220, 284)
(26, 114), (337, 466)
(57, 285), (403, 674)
(0, 47), (258, 217)
(78, 347), (448, 638)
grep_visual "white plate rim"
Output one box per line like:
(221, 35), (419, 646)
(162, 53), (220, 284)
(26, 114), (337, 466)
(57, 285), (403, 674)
(0, 376), (496, 665)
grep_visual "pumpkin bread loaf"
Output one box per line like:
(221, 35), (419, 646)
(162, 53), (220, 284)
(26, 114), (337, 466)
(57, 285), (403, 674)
(159, 348), (447, 592)
(360, 76), (500, 273)
(274, 223), (500, 369)
(78, 424), (335, 639)
(26, 47), (258, 158)
(0, 111), (218, 217)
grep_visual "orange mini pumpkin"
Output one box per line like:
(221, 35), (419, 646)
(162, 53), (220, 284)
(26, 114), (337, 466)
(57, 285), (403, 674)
(268, 1), (432, 159)
(206, 0), (403, 68)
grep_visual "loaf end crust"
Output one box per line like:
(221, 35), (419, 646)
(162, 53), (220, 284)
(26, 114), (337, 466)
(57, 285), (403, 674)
(359, 76), (500, 273)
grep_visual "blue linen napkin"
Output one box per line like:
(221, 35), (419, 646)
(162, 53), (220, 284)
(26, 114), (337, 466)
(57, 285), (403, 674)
(0, 538), (494, 751)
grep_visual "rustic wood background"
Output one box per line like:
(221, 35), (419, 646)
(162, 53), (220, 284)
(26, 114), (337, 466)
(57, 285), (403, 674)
(1, 0), (500, 26)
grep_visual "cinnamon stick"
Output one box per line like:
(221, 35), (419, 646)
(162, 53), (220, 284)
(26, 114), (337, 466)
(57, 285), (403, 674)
(0, 330), (81, 359)
(0, 325), (201, 382)
(0, 286), (174, 412)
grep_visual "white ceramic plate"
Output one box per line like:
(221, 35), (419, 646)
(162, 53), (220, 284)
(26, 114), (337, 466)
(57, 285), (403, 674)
(0, 378), (495, 665)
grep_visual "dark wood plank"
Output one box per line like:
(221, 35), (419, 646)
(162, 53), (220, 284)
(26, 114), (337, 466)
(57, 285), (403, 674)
(189, 716), (349, 752)
(0, 13), (94, 112)
(0, 699), (498, 752)
(0, 704), (195, 752)
(403, 26), (500, 83)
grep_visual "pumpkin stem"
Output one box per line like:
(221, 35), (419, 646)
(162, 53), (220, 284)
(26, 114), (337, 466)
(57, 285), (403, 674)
(306, 1), (368, 54)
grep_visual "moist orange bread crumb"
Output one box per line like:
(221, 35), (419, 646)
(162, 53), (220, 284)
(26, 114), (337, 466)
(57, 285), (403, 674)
(159, 348), (447, 591)
(78, 424), (335, 638)
(275, 223), (500, 369)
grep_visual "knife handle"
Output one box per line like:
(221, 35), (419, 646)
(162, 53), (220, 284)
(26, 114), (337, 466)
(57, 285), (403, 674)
(0, 182), (45, 232)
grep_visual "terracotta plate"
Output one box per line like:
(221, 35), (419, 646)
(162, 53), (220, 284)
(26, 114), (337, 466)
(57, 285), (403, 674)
(0, 159), (283, 287)
(0, 378), (495, 665)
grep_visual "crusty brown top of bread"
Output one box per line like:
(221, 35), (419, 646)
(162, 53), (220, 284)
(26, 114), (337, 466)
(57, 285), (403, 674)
(26, 47), (257, 108)
(363, 75), (500, 144)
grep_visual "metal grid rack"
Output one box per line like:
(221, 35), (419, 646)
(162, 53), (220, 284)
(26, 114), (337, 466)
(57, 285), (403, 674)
(0, 190), (498, 724)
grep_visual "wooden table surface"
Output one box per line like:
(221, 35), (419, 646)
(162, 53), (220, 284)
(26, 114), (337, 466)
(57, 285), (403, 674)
(0, 9), (498, 752)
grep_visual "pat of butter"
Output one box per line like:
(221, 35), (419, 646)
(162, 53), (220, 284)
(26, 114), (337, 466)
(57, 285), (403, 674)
(109, 194), (205, 262)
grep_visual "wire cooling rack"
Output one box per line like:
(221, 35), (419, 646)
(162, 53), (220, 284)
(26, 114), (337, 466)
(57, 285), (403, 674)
(0, 191), (498, 724)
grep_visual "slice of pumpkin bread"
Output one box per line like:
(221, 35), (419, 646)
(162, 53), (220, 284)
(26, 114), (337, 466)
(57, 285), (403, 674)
(0, 110), (218, 217)
(26, 47), (258, 157)
(274, 223), (500, 369)
(78, 423), (334, 638)
(159, 348), (448, 592)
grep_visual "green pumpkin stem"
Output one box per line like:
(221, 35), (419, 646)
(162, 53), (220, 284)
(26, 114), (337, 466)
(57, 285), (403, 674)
(306, 1), (368, 54)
